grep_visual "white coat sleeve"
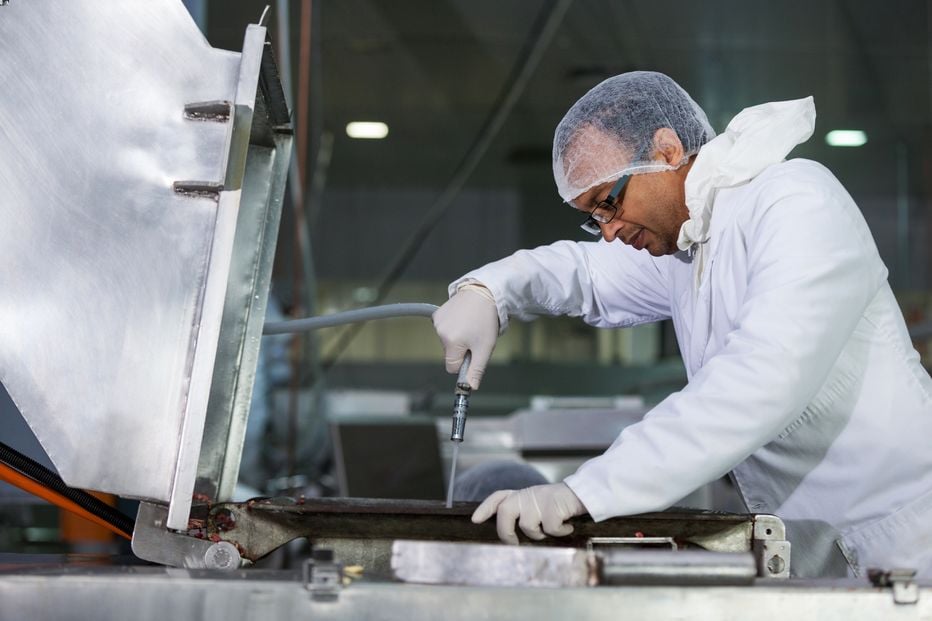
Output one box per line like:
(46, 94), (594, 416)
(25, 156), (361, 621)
(565, 169), (889, 520)
(449, 239), (672, 332)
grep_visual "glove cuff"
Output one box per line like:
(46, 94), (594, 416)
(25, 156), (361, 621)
(456, 282), (496, 304)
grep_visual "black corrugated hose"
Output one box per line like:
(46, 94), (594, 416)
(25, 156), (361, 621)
(0, 441), (135, 536)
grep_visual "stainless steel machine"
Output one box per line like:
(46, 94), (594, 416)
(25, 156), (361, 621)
(0, 0), (292, 540)
(0, 2), (929, 619)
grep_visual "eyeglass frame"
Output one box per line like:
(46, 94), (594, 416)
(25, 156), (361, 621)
(579, 173), (631, 236)
(577, 145), (652, 237)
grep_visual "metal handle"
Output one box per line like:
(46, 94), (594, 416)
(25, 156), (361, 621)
(450, 353), (471, 442)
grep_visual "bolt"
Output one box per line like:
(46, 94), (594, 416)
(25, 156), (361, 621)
(767, 554), (786, 575)
(213, 508), (236, 531)
(204, 541), (241, 570)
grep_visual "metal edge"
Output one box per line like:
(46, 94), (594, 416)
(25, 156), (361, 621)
(166, 23), (267, 531)
(206, 27), (293, 502)
(213, 139), (290, 502)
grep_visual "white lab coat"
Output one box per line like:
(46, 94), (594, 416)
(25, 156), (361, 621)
(452, 99), (932, 578)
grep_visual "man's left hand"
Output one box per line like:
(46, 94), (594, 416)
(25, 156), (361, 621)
(471, 482), (586, 545)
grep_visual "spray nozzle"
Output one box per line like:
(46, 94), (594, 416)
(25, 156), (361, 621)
(450, 353), (471, 442)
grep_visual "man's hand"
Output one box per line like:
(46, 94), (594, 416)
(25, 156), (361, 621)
(471, 482), (586, 545)
(432, 286), (499, 390)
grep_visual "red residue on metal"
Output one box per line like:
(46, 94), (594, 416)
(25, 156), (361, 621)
(209, 534), (222, 543)
(214, 511), (236, 532)
(634, 531), (645, 538)
(297, 496), (306, 505)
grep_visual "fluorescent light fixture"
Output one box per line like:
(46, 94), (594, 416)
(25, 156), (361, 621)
(346, 121), (389, 139)
(352, 286), (377, 303)
(825, 130), (867, 147)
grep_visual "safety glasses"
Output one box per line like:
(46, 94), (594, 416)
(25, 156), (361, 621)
(579, 173), (631, 236)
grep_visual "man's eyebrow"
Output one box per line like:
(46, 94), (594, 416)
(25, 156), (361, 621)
(593, 182), (616, 205)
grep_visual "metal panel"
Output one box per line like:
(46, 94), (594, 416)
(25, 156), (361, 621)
(200, 498), (761, 570)
(164, 22), (274, 531)
(392, 540), (594, 588)
(194, 38), (293, 504)
(390, 540), (758, 587)
(0, 0), (289, 530)
(0, 567), (930, 621)
(194, 147), (279, 502)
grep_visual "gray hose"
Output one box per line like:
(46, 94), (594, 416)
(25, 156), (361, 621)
(263, 303), (439, 335)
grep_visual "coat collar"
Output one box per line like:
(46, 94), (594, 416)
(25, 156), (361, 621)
(677, 97), (817, 253)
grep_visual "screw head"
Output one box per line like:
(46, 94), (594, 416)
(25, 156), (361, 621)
(767, 554), (786, 575)
(213, 508), (236, 531)
(204, 541), (241, 570)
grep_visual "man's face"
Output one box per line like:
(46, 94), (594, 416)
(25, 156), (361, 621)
(565, 128), (691, 256)
(571, 167), (691, 256)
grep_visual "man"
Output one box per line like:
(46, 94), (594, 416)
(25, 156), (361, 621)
(432, 71), (932, 578)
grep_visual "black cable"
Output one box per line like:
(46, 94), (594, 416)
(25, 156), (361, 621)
(0, 441), (135, 536)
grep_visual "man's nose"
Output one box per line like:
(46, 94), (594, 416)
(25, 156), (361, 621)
(599, 219), (625, 242)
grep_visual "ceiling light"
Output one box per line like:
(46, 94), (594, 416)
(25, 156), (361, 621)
(825, 130), (867, 147)
(346, 121), (388, 139)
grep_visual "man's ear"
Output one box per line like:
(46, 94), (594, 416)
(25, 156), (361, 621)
(653, 128), (685, 166)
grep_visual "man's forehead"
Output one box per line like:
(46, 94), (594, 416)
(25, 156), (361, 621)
(568, 183), (605, 211)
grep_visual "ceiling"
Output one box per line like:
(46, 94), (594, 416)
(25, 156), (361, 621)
(204, 0), (931, 289)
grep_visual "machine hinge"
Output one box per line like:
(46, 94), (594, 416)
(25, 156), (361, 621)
(752, 514), (791, 579)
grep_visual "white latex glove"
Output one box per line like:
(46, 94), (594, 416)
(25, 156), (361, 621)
(471, 482), (586, 545)
(432, 286), (499, 390)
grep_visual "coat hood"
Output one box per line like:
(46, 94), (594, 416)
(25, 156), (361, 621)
(677, 97), (817, 252)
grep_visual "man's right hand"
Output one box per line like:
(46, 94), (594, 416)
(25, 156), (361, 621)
(432, 286), (499, 390)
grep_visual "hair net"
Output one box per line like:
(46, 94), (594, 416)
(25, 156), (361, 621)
(552, 71), (715, 203)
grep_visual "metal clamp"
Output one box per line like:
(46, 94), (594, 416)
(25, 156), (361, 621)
(586, 537), (757, 586)
(303, 548), (343, 602)
(752, 515), (791, 579)
(868, 568), (919, 605)
(183, 100), (233, 122)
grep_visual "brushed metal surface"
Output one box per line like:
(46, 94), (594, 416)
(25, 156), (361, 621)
(192, 24), (292, 511)
(165, 21), (275, 531)
(391, 540), (594, 588)
(0, 1), (241, 504)
(0, 565), (929, 621)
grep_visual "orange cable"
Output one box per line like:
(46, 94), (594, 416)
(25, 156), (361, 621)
(0, 462), (131, 541)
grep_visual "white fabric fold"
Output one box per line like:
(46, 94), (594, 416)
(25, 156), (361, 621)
(678, 97), (817, 253)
